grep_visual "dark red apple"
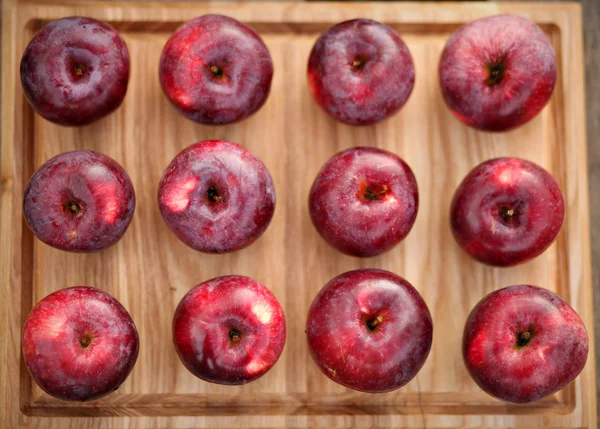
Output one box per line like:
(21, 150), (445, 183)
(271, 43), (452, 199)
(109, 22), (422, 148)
(23, 150), (136, 252)
(306, 269), (432, 392)
(307, 19), (415, 125)
(173, 275), (286, 385)
(309, 147), (418, 257)
(22, 286), (139, 401)
(450, 157), (564, 266)
(159, 14), (273, 125)
(439, 14), (556, 131)
(158, 140), (275, 253)
(464, 285), (588, 403)
(20, 16), (130, 126)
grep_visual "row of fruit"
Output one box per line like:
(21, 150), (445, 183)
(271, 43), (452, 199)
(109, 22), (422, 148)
(21, 14), (555, 131)
(23, 141), (564, 263)
(23, 268), (587, 405)
(19, 10), (587, 409)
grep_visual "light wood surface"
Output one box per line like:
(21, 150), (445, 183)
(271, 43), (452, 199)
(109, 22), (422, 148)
(1, 1), (595, 428)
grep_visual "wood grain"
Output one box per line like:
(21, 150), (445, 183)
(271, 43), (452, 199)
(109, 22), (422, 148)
(1, 2), (595, 428)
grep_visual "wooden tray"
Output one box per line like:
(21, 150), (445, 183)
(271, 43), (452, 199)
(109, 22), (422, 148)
(1, 1), (595, 428)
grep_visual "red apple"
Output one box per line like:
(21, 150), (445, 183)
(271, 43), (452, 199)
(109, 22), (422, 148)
(172, 275), (286, 385)
(22, 287), (139, 401)
(309, 147), (418, 257)
(20, 16), (130, 126)
(158, 140), (275, 253)
(23, 150), (136, 252)
(306, 269), (432, 393)
(159, 14), (273, 125)
(439, 14), (556, 131)
(450, 157), (564, 266)
(308, 19), (415, 125)
(463, 285), (588, 403)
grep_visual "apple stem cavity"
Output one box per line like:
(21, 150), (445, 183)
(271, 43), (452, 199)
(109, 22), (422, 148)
(363, 184), (388, 201)
(229, 328), (241, 344)
(366, 315), (384, 331)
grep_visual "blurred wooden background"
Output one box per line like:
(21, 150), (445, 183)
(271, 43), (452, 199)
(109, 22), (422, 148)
(511, 0), (600, 420)
(578, 0), (600, 420)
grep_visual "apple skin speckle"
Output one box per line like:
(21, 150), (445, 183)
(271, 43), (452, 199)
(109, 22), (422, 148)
(23, 150), (136, 253)
(463, 285), (588, 403)
(439, 14), (557, 131)
(172, 275), (286, 385)
(22, 287), (139, 401)
(20, 16), (130, 126)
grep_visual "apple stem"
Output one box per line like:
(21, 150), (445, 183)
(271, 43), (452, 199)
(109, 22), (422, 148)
(74, 64), (85, 77)
(79, 336), (91, 348)
(210, 65), (224, 78)
(499, 206), (518, 222)
(207, 186), (223, 203)
(67, 201), (81, 214)
(363, 185), (388, 200)
(486, 62), (505, 86)
(229, 329), (241, 343)
(367, 315), (384, 330)
(516, 330), (533, 348)
(351, 57), (366, 70)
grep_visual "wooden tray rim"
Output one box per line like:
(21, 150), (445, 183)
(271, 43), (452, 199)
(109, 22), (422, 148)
(1, 2), (595, 428)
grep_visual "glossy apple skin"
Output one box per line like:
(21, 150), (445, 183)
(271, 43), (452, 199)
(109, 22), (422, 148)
(307, 19), (415, 125)
(309, 147), (418, 257)
(23, 150), (136, 252)
(22, 287), (139, 401)
(173, 275), (286, 385)
(439, 14), (556, 131)
(158, 140), (275, 253)
(464, 285), (588, 403)
(159, 14), (273, 125)
(306, 269), (432, 393)
(450, 157), (564, 266)
(20, 17), (130, 126)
